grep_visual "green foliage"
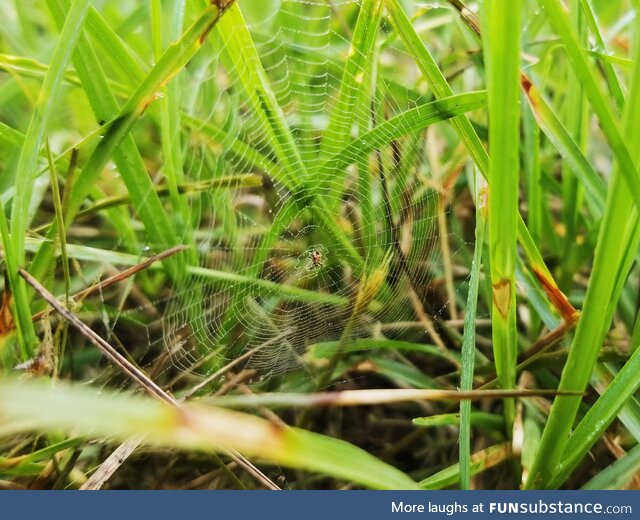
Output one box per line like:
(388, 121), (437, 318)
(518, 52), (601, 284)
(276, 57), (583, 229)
(0, 0), (638, 490)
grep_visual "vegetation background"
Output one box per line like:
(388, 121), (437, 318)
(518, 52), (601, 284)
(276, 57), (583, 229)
(1, 0), (639, 490)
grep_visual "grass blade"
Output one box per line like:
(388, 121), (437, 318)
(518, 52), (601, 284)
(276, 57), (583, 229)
(579, 0), (625, 111)
(459, 173), (487, 489)
(539, 0), (640, 212)
(316, 0), (383, 203)
(481, 0), (523, 432)
(419, 443), (512, 489)
(385, 0), (575, 322)
(63, 2), (233, 230)
(43, 0), (181, 276)
(526, 8), (640, 488)
(581, 443), (640, 490)
(549, 343), (640, 487)
(0, 378), (419, 490)
(2, 0), (92, 359)
(214, 3), (308, 188)
(319, 92), (488, 186)
(208, 389), (580, 408)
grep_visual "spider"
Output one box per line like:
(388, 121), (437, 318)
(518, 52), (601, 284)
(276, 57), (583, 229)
(308, 250), (324, 270)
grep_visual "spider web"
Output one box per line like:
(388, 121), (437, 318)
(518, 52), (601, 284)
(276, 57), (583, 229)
(48, 1), (478, 393)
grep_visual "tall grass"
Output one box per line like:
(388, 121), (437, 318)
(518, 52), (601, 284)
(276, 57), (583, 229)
(0, 0), (639, 490)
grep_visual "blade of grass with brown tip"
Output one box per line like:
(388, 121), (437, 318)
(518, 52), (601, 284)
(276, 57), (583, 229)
(481, 0), (523, 434)
(0, 379), (420, 490)
(384, 0), (576, 323)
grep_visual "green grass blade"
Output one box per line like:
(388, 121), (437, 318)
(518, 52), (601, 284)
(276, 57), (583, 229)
(63, 2), (231, 228)
(212, 4), (365, 271)
(318, 0), (382, 160)
(385, 0), (488, 171)
(313, 92), (487, 271)
(34, 175), (261, 234)
(415, 412), (503, 431)
(459, 173), (487, 489)
(214, 3), (308, 188)
(84, 6), (147, 86)
(151, 0), (193, 253)
(184, 115), (290, 184)
(579, 0), (625, 111)
(0, 52), (132, 99)
(419, 443), (511, 489)
(522, 103), (542, 250)
(0, 378), (419, 490)
(23, 238), (360, 309)
(10, 0), (91, 260)
(0, 437), (84, 472)
(526, 9), (640, 488)
(581, 443), (640, 490)
(385, 0), (574, 323)
(481, 0), (523, 432)
(44, 0), (181, 273)
(526, 191), (640, 487)
(306, 338), (458, 365)
(0, 121), (25, 149)
(540, 0), (640, 212)
(3, 0), (92, 359)
(549, 344), (640, 487)
(523, 80), (604, 218)
(559, 1), (588, 292)
(319, 92), (488, 182)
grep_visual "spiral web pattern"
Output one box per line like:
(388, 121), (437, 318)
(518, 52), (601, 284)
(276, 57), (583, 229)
(87, 1), (471, 390)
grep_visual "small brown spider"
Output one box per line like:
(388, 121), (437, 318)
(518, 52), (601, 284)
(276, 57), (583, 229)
(308, 250), (323, 269)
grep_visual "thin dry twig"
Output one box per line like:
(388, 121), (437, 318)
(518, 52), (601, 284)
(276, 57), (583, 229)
(20, 267), (173, 405)
(476, 316), (579, 390)
(30, 244), (188, 325)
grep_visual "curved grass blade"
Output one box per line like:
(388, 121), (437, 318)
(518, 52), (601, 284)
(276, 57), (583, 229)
(548, 343), (640, 488)
(319, 91), (488, 183)
(0, 379), (419, 490)
(581, 443), (640, 490)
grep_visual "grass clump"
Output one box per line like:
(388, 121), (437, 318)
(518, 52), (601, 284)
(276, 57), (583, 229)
(0, 0), (639, 490)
